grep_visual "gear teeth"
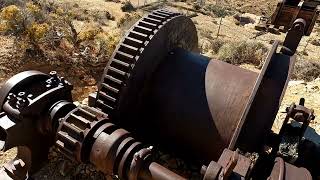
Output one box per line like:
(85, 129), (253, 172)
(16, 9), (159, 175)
(109, 66), (127, 77)
(104, 75), (123, 85)
(138, 21), (158, 29)
(111, 59), (130, 71)
(55, 107), (108, 161)
(149, 14), (166, 20)
(95, 9), (181, 116)
(96, 99), (114, 112)
(128, 31), (149, 41)
(119, 44), (139, 55)
(143, 17), (162, 25)
(115, 51), (135, 63)
(124, 37), (144, 48)
(158, 9), (175, 14)
(99, 91), (117, 103)
(153, 11), (171, 17)
(133, 25), (153, 35)
(101, 83), (119, 94)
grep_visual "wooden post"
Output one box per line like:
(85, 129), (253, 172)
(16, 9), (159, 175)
(217, 17), (223, 38)
(302, 38), (310, 55)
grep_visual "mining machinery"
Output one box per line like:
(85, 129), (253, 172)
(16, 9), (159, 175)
(256, 0), (320, 35)
(0, 7), (319, 180)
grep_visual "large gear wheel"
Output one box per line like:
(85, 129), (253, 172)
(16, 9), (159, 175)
(94, 9), (198, 120)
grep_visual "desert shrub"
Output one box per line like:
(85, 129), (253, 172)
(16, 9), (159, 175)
(78, 27), (103, 42)
(0, 1), (121, 64)
(211, 38), (226, 53)
(118, 13), (141, 28)
(91, 10), (115, 25)
(94, 32), (120, 59)
(193, 3), (201, 10)
(0, 0), (24, 9)
(0, 5), (24, 34)
(106, 11), (115, 20)
(310, 39), (320, 46)
(217, 40), (268, 66)
(121, 1), (135, 12)
(292, 58), (320, 81)
(204, 4), (234, 17)
(28, 22), (49, 40)
(233, 13), (255, 26)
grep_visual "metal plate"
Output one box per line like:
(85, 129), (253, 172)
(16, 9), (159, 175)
(0, 71), (48, 111)
(230, 41), (296, 152)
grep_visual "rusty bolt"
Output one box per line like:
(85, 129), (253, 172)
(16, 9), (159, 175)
(49, 71), (57, 77)
(12, 159), (26, 179)
(17, 92), (26, 98)
(16, 99), (28, 109)
(200, 165), (207, 175)
(60, 77), (66, 85)
(13, 160), (22, 168)
(294, 112), (305, 122)
(147, 146), (153, 151)
(46, 79), (52, 88)
(7, 93), (17, 106)
(27, 94), (33, 99)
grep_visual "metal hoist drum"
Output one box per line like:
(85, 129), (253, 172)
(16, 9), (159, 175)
(95, 9), (295, 163)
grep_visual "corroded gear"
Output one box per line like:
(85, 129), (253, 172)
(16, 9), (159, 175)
(94, 9), (198, 119)
(55, 106), (108, 162)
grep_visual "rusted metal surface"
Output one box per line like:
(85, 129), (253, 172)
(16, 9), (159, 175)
(201, 149), (252, 180)
(1, 8), (320, 180)
(54, 104), (187, 180)
(281, 18), (306, 55)
(139, 162), (186, 180)
(201, 161), (222, 180)
(56, 106), (109, 162)
(269, 98), (315, 164)
(94, 9), (198, 122)
(268, 157), (312, 180)
(0, 147), (31, 180)
(233, 41), (296, 153)
(0, 71), (48, 111)
(206, 60), (258, 159)
(0, 70), (74, 178)
(255, 0), (320, 35)
(279, 98), (315, 139)
(270, 0), (320, 35)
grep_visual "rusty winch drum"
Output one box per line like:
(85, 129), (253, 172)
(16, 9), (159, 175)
(87, 10), (297, 163)
(96, 36), (295, 163)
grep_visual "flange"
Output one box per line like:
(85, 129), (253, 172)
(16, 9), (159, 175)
(94, 9), (198, 120)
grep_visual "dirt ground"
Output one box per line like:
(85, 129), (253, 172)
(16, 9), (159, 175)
(1, 0), (320, 179)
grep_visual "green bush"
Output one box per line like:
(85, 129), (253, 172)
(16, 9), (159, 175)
(217, 40), (268, 66)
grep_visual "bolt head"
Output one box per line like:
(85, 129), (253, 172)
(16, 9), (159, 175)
(13, 160), (20, 167)
(7, 93), (16, 101)
(50, 71), (57, 77)
(18, 92), (26, 97)
(200, 165), (207, 175)
(16, 99), (28, 109)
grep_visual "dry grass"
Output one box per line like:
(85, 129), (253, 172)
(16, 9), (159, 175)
(217, 40), (268, 66)
(121, 1), (135, 12)
(204, 4), (234, 17)
(211, 38), (226, 53)
(292, 58), (320, 81)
